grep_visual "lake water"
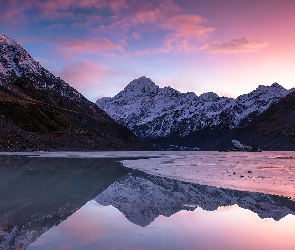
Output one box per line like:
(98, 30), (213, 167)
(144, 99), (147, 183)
(0, 152), (295, 249)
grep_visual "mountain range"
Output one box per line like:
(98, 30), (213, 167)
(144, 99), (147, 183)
(1, 33), (295, 151)
(96, 76), (295, 150)
(0, 35), (147, 151)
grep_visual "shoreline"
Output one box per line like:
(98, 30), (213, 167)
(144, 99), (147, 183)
(1, 151), (295, 200)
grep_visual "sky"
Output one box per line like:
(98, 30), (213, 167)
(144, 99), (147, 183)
(1, 0), (295, 101)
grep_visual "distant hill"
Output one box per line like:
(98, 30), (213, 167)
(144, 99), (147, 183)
(0, 35), (148, 151)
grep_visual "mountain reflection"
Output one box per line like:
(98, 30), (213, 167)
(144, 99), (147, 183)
(95, 170), (295, 227)
(1, 155), (295, 250)
(0, 155), (130, 250)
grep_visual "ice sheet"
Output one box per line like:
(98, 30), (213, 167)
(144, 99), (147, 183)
(121, 151), (295, 200)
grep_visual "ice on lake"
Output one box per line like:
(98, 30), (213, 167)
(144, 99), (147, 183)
(0, 151), (295, 249)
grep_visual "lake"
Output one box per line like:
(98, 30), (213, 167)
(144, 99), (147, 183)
(0, 151), (295, 249)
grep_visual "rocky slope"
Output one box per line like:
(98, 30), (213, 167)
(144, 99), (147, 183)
(154, 90), (295, 151)
(95, 170), (295, 227)
(97, 76), (293, 139)
(233, 89), (295, 150)
(0, 35), (148, 151)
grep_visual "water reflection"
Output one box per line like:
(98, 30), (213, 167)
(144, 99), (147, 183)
(96, 170), (295, 226)
(0, 156), (130, 250)
(0, 155), (294, 249)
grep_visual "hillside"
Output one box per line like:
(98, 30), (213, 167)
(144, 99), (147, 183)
(152, 91), (295, 151)
(0, 35), (148, 151)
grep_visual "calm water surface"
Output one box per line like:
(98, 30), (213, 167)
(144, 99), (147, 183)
(0, 152), (294, 250)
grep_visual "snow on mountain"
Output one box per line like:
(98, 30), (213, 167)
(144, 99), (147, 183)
(0, 34), (148, 151)
(96, 76), (294, 138)
(95, 170), (295, 227)
(0, 35), (40, 77)
(0, 34), (83, 100)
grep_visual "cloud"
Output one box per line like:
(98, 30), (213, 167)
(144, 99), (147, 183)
(57, 60), (122, 99)
(99, 0), (214, 54)
(0, 0), (126, 24)
(209, 37), (269, 54)
(131, 32), (141, 40)
(57, 37), (124, 54)
(154, 14), (214, 54)
(1, 0), (268, 57)
(0, 0), (214, 55)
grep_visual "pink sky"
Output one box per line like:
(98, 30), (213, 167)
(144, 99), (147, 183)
(1, 0), (295, 100)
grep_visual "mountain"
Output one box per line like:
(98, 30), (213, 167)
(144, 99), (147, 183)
(96, 76), (293, 140)
(95, 170), (295, 227)
(152, 89), (295, 151)
(231, 89), (295, 150)
(0, 35), (148, 151)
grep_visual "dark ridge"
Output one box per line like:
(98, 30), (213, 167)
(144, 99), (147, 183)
(0, 36), (150, 151)
(149, 91), (295, 151)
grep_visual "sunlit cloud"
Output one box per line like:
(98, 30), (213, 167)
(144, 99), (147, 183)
(209, 37), (270, 54)
(98, 1), (214, 54)
(57, 37), (124, 55)
(1, 0), (287, 101)
(0, 0), (272, 57)
(57, 60), (123, 99)
(154, 14), (214, 54)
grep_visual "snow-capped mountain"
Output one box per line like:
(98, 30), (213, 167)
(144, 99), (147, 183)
(0, 35), (147, 151)
(96, 76), (294, 138)
(95, 170), (295, 227)
(0, 34), (83, 101)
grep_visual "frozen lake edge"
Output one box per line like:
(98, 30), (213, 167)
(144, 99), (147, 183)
(1, 151), (295, 200)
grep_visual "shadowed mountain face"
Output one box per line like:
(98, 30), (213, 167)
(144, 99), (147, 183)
(0, 35), (148, 151)
(95, 170), (295, 227)
(0, 155), (131, 250)
(152, 90), (295, 151)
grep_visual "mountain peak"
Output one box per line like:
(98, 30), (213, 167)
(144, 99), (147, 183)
(132, 76), (155, 85)
(271, 82), (284, 89)
(137, 76), (150, 80)
(198, 92), (219, 101)
(120, 76), (159, 96)
(97, 77), (292, 139)
(0, 35), (40, 78)
(256, 82), (286, 92)
(0, 34), (18, 46)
